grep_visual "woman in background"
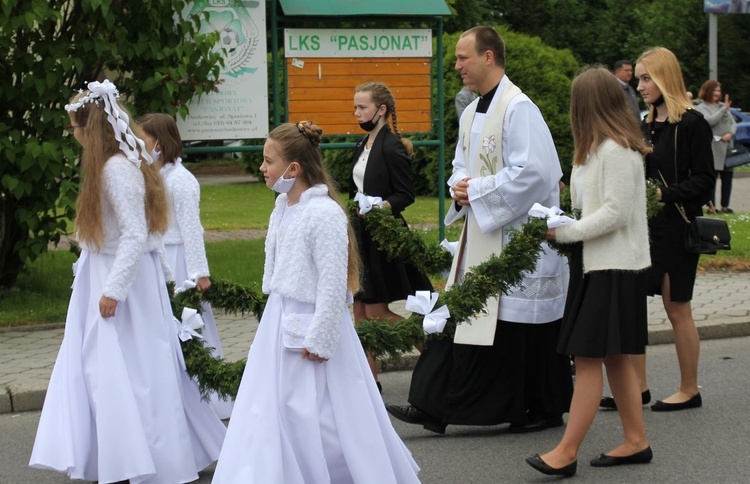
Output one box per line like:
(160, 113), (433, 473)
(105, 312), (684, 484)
(694, 79), (736, 214)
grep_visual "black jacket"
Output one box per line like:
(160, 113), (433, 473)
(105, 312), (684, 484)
(643, 109), (715, 224)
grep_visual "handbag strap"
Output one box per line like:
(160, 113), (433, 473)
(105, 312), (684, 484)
(659, 125), (692, 225)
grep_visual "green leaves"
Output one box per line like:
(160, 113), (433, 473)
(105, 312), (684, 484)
(0, 0), (222, 287)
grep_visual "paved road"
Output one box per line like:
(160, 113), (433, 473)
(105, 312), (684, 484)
(2, 336), (750, 483)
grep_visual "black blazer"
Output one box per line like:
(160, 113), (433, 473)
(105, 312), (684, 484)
(348, 128), (415, 215)
(643, 109), (715, 224)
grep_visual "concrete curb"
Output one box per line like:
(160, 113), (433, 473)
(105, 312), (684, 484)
(4, 317), (749, 414)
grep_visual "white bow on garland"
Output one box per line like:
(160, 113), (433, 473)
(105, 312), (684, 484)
(175, 307), (205, 342)
(354, 192), (384, 215)
(405, 291), (450, 335)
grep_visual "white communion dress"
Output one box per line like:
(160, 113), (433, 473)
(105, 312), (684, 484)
(29, 155), (226, 484)
(161, 158), (233, 419)
(212, 185), (420, 483)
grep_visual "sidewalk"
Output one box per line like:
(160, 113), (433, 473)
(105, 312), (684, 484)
(2, 270), (750, 413)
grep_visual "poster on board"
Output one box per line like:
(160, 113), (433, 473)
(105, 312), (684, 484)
(178, 0), (269, 141)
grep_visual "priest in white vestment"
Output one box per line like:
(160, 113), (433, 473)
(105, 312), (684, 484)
(386, 25), (573, 433)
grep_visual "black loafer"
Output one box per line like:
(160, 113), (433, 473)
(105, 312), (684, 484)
(509, 416), (564, 433)
(385, 404), (447, 434)
(525, 454), (577, 477)
(590, 446), (653, 467)
(600, 389), (651, 410)
(651, 393), (702, 412)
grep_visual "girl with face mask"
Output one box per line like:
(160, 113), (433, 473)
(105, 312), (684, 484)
(213, 121), (420, 483)
(349, 82), (433, 392)
(138, 113), (234, 419)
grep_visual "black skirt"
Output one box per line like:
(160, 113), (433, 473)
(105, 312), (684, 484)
(352, 215), (433, 304)
(558, 244), (648, 358)
(646, 223), (700, 302)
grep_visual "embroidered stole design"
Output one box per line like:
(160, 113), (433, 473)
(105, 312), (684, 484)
(449, 81), (523, 346)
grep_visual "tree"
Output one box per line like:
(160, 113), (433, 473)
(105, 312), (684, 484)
(0, 0), (223, 288)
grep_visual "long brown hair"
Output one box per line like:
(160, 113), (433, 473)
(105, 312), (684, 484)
(70, 92), (168, 248)
(636, 47), (693, 124)
(354, 82), (413, 155)
(138, 113), (184, 164)
(570, 67), (651, 166)
(268, 121), (361, 292)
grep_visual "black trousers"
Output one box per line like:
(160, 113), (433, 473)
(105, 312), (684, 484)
(710, 169), (733, 208)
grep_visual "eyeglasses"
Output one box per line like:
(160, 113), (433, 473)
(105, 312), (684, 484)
(64, 124), (82, 133)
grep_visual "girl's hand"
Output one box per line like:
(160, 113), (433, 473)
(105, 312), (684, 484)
(196, 277), (211, 293)
(302, 349), (328, 363)
(724, 94), (732, 110)
(720, 133), (734, 142)
(99, 296), (118, 318)
(546, 228), (556, 240)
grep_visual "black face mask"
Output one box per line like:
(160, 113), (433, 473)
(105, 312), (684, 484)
(358, 106), (384, 132)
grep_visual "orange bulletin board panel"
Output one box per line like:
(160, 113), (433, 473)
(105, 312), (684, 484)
(286, 57), (432, 136)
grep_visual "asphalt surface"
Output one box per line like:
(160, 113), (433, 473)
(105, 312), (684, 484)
(2, 336), (749, 483)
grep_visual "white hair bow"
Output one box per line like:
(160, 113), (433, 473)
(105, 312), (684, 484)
(65, 79), (152, 167)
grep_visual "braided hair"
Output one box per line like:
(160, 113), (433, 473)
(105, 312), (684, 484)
(355, 82), (413, 155)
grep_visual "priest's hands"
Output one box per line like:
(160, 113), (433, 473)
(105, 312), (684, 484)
(452, 177), (471, 206)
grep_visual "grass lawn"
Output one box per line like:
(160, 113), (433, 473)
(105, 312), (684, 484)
(2, 183), (748, 327)
(200, 181), (445, 231)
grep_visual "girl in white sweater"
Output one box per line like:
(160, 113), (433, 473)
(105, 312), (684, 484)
(212, 121), (419, 483)
(30, 80), (226, 484)
(526, 68), (653, 477)
(139, 113), (233, 419)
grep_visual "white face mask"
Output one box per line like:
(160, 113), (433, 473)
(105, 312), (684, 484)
(150, 147), (161, 161)
(271, 163), (297, 194)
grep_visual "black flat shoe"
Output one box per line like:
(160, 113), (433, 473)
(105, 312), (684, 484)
(600, 389), (651, 410)
(509, 415), (564, 434)
(385, 404), (447, 434)
(651, 393), (702, 412)
(590, 446), (653, 467)
(525, 454), (577, 477)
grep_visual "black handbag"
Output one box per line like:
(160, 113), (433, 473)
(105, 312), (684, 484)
(658, 126), (731, 255)
(684, 216), (731, 254)
(724, 144), (750, 169)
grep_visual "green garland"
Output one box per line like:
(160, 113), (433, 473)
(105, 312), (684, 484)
(176, 186), (661, 399)
(170, 280), (266, 400)
(350, 202), (453, 276)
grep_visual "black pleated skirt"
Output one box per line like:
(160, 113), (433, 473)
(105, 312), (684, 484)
(557, 244), (648, 358)
(352, 216), (433, 304)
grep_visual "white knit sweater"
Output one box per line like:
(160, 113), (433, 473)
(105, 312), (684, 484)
(161, 159), (210, 279)
(263, 185), (349, 359)
(80, 155), (165, 301)
(555, 139), (651, 273)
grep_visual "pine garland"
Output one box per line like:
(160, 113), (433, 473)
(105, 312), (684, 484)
(175, 186), (660, 398)
(350, 202), (453, 276)
(171, 280), (266, 400)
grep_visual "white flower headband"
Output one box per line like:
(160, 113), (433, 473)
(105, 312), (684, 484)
(65, 80), (153, 167)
